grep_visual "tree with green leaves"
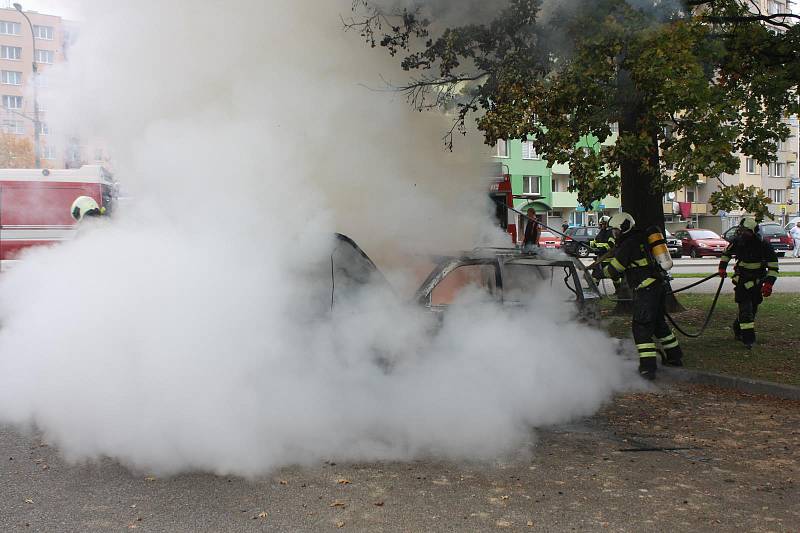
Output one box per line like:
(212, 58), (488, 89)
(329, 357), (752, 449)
(347, 0), (800, 229)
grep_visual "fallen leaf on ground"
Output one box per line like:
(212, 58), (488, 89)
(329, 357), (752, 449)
(144, 477), (156, 482)
(335, 521), (345, 528)
(24, 499), (33, 504)
(279, 480), (288, 485)
(501, 495), (509, 500)
(527, 520), (534, 527)
(337, 479), (351, 485)
(496, 519), (513, 528)
(253, 511), (268, 519)
(373, 501), (384, 507)
(329, 500), (347, 508)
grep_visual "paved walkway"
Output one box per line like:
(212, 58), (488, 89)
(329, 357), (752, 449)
(2, 382), (798, 532)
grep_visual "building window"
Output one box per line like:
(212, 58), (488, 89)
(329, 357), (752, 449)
(777, 139), (785, 151)
(770, 162), (784, 177)
(495, 139), (508, 158)
(2, 119), (24, 134)
(1, 70), (22, 85)
(0, 21), (21, 35)
(34, 25), (54, 40)
(36, 122), (49, 135)
(522, 175), (541, 195)
(610, 122), (619, 134)
(0, 46), (22, 60)
(745, 158), (756, 174)
(35, 49), (54, 64)
(2, 95), (23, 109)
(42, 145), (56, 160)
(521, 141), (539, 160)
(686, 186), (697, 203)
(769, 0), (786, 15)
(768, 189), (785, 203)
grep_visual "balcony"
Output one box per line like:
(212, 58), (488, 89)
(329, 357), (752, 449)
(663, 202), (709, 215)
(552, 192), (578, 207)
(551, 191), (621, 209)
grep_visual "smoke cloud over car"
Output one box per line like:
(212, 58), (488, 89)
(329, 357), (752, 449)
(0, 0), (633, 476)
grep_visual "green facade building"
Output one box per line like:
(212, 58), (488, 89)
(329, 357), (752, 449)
(491, 135), (621, 231)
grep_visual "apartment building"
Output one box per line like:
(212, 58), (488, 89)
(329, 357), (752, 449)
(664, 0), (799, 233)
(0, 3), (105, 169)
(491, 132), (621, 230)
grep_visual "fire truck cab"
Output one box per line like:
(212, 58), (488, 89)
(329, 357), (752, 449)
(0, 165), (116, 270)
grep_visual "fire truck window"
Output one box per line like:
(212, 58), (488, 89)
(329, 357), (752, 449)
(431, 264), (497, 305)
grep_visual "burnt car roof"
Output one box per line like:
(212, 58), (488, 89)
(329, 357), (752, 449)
(413, 247), (597, 306)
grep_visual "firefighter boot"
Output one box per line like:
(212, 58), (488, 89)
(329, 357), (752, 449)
(662, 346), (684, 367)
(741, 326), (756, 350)
(657, 333), (683, 367)
(639, 357), (657, 381)
(732, 320), (742, 341)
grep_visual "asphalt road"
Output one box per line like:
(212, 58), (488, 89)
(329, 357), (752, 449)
(2, 380), (798, 532)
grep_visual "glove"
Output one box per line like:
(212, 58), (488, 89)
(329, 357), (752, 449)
(718, 267), (727, 278)
(761, 282), (773, 298)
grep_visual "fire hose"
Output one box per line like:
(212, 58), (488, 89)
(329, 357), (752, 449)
(598, 272), (725, 338)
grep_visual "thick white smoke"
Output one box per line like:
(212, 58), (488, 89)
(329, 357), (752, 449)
(0, 0), (634, 476)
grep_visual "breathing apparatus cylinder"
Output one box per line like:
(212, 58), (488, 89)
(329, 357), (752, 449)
(646, 227), (674, 272)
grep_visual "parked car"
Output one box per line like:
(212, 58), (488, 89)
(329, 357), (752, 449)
(673, 228), (729, 258)
(538, 230), (561, 249)
(784, 217), (800, 233)
(722, 223), (793, 257)
(664, 229), (682, 258)
(561, 226), (600, 257)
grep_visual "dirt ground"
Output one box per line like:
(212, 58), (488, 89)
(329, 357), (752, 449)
(2, 381), (798, 532)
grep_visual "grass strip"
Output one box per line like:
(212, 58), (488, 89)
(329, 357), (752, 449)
(600, 294), (800, 386)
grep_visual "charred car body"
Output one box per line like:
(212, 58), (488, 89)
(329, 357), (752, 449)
(318, 234), (601, 318)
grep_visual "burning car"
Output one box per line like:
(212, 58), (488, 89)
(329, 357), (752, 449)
(314, 234), (601, 318)
(414, 248), (600, 315)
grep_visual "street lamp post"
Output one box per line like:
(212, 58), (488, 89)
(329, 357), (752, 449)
(13, 3), (41, 169)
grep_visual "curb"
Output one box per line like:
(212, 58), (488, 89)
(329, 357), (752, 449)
(659, 366), (800, 401)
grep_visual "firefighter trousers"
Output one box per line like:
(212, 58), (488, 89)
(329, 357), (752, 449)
(733, 282), (763, 345)
(632, 282), (683, 371)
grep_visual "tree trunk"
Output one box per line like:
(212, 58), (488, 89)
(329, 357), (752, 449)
(613, 74), (684, 313)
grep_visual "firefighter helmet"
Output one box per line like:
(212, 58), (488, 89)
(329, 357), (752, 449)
(608, 212), (636, 234)
(70, 196), (103, 222)
(740, 217), (759, 233)
(599, 215), (611, 225)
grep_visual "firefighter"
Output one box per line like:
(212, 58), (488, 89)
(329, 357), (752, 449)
(592, 212), (683, 380)
(70, 196), (104, 222)
(522, 208), (541, 252)
(718, 217), (779, 349)
(590, 215), (615, 255)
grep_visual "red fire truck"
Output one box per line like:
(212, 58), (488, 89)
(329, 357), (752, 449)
(0, 165), (116, 270)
